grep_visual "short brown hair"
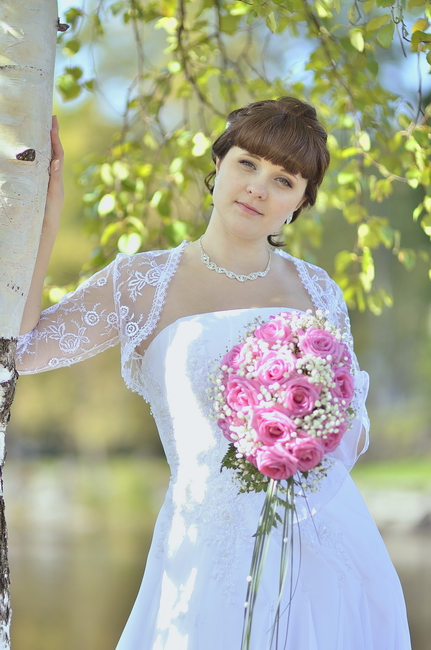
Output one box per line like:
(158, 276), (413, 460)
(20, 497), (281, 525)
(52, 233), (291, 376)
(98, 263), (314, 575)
(205, 97), (330, 245)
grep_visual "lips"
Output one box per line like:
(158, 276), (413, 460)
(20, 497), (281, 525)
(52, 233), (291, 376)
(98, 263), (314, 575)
(236, 201), (263, 216)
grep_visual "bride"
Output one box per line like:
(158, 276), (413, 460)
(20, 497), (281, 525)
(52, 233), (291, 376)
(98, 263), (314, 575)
(16, 97), (411, 649)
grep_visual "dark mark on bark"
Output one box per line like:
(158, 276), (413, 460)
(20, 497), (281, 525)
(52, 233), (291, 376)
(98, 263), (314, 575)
(16, 149), (35, 162)
(57, 18), (70, 32)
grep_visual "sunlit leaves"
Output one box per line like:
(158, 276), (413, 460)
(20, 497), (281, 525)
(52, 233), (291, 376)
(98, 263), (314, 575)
(56, 66), (83, 100)
(98, 194), (116, 216)
(118, 233), (142, 254)
(350, 29), (365, 52)
(366, 14), (391, 32)
(376, 22), (395, 48)
(55, 0), (431, 312)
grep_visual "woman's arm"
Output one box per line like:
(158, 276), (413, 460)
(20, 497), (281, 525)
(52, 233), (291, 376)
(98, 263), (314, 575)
(20, 116), (64, 335)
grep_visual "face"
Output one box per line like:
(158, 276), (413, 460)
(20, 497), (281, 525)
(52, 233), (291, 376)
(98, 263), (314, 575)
(212, 146), (307, 242)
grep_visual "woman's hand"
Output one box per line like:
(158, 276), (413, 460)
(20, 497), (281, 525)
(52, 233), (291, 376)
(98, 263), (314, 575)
(19, 116), (65, 335)
(43, 115), (64, 233)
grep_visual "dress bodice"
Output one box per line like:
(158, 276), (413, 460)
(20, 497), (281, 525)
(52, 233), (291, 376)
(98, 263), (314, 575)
(141, 308), (293, 478)
(139, 308), (292, 597)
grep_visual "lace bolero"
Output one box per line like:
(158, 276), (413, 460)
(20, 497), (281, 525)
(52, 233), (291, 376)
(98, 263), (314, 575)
(15, 241), (369, 447)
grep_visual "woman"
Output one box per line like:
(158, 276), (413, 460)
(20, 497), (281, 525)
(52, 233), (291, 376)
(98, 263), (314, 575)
(16, 98), (411, 649)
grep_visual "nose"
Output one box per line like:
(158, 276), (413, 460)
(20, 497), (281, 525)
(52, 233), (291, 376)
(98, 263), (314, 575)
(246, 182), (267, 200)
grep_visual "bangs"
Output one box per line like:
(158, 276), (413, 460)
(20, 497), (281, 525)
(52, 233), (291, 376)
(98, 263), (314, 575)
(231, 112), (324, 182)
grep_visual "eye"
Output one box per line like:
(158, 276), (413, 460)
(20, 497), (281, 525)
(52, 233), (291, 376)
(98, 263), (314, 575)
(239, 159), (256, 169)
(276, 176), (293, 188)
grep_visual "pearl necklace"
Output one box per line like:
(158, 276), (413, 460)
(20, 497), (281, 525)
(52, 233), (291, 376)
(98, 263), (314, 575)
(199, 237), (271, 282)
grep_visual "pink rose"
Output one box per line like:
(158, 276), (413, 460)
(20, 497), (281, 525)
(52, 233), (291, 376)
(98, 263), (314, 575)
(221, 344), (246, 371)
(256, 350), (296, 386)
(340, 343), (353, 369)
(256, 444), (298, 480)
(217, 417), (235, 442)
(300, 328), (344, 363)
(251, 407), (297, 445)
(331, 367), (355, 403)
(289, 437), (325, 471)
(254, 315), (294, 344)
(225, 376), (260, 412)
(321, 420), (348, 452)
(245, 451), (258, 466)
(281, 376), (320, 417)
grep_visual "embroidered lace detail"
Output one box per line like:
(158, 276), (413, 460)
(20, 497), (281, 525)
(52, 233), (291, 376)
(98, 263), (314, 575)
(16, 263), (121, 373)
(120, 242), (187, 397)
(298, 515), (352, 571)
(15, 244), (187, 386)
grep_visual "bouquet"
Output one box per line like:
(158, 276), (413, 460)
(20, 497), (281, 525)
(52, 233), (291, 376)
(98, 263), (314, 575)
(209, 309), (355, 650)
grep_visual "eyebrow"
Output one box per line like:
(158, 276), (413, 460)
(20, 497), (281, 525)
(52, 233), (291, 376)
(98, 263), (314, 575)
(245, 152), (297, 178)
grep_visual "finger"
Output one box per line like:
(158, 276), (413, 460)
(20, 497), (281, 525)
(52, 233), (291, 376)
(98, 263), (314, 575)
(50, 126), (64, 160)
(52, 115), (59, 131)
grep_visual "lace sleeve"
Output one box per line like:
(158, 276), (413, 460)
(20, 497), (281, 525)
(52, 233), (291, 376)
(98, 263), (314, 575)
(15, 243), (186, 379)
(16, 261), (120, 374)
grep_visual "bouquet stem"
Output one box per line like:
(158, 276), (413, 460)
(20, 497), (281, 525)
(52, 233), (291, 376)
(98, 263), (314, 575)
(241, 478), (295, 650)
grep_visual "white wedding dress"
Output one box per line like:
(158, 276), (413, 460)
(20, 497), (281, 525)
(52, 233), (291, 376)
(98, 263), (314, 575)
(16, 242), (411, 650)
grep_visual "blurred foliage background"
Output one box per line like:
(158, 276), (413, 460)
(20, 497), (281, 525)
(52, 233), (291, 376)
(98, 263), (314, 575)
(6, 0), (431, 648)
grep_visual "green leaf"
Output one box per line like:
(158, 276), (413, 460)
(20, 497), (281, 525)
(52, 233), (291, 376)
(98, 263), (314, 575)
(150, 190), (163, 208)
(376, 22), (395, 48)
(350, 29), (365, 52)
(218, 14), (242, 34)
(360, 249), (375, 292)
(118, 233), (142, 254)
(411, 30), (431, 52)
(56, 69), (83, 101)
(98, 193), (116, 216)
(366, 14), (390, 32)
(337, 171), (356, 185)
(343, 204), (367, 223)
(266, 11), (277, 33)
(230, 1), (251, 16)
(83, 79), (95, 92)
(110, 1), (125, 16)
(64, 7), (83, 28)
(358, 131), (371, 151)
(413, 203), (424, 221)
(192, 132), (211, 157)
(347, 4), (357, 23)
(335, 250), (355, 273)
(408, 0), (427, 9)
(65, 66), (83, 80)
(101, 222), (123, 246)
(421, 213), (431, 236)
(62, 38), (81, 56)
(412, 18), (430, 32)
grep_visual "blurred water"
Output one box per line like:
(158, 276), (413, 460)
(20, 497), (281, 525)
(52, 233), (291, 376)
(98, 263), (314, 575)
(4, 459), (431, 650)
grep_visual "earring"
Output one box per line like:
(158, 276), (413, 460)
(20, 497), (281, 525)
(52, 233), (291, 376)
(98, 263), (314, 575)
(285, 213), (293, 225)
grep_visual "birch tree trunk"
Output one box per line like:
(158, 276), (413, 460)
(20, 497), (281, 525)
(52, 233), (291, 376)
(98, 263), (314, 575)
(0, 1), (59, 645)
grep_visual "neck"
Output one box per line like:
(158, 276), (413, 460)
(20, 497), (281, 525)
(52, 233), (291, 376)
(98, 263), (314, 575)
(200, 221), (271, 276)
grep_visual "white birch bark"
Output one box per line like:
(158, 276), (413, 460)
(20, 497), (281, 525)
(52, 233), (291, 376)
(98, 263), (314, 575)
(0, 1), (59, 646)
(0, 0), (58, 337)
